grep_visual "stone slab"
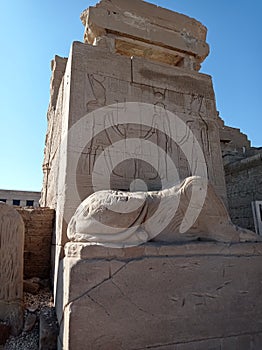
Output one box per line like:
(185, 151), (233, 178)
(58, 242), (262, 349)
(84, 2), (209, 60)
(95, 0), (207, 41)
(71, 41), (132, 81)
(132, 56), (215, 99)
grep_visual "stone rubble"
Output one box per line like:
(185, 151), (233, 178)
(4, 285), (55, 350)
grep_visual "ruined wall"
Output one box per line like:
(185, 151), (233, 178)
(225, 151), (262, 231)
(16, 208), (55, 279)
(218, 116), (251, 165)
(41, 56), (68, 208)
(218, 116), (262, 231)
(40, 0), (228, 297)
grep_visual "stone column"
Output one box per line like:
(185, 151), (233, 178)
(0, 202), (24, 335)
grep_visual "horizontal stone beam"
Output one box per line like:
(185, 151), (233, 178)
(81, 1), (210, 62)
(95, 0), (207, 41)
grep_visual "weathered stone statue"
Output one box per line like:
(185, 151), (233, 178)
(0, 202), (24, 335)
(68, 176), (259, 247)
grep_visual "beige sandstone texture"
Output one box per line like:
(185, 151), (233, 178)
(68, 176), (258, 247)
(58, 242), (262, 349)
(0, 202), (24, 335)
(80, 0), (209, 70)
(41, 0), (227, 298)
(40, 2), (262, 348)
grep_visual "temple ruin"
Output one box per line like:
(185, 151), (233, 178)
(38, 0), (262, 349)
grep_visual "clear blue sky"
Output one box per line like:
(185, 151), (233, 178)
(0, 0), (261, 191)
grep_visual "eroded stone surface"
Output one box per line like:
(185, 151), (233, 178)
(41, 0), (227, 302)
(16, 207), (55, 279)
(59, 241), (262, 350)
(67, 176), (259, 247)
(225, 150), (262, 232)
(80, 0), (209, 69)
(39, 307), (58, 350)
(0, 202), (24, 335)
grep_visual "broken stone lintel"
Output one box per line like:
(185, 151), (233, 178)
(80, 0), (209, 69)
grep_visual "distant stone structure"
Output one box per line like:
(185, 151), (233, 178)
(224, 149), (262, 231)
(0, 202), (24, 335)
(218, 117), (262, 232)
(0, 189), (40, 207)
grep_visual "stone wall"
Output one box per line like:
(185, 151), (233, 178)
(41, 0), (228, 297)
(40, 55), (68, 209)
(225, 151), (262, 231)
(16, 208), (55, 279)
(218, 115), (251, 160)
(58, 241), (262, 349)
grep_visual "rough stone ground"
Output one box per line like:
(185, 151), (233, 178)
(3, 287), (54, 350)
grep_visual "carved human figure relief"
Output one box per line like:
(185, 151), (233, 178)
(0, 202), (24, 335)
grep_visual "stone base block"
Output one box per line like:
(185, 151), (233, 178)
(57, 242), (262, 350)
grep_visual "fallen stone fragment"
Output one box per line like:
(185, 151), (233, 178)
(39, 307), (58, 350)
(0, 321), (11, 345)
(23, 313), (37, 332)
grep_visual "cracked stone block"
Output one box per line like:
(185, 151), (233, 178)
(0, 202), (24, 336)
(57, 241), (262, 349)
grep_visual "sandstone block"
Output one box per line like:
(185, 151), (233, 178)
(81, 0), (209, 63)
(58, 241), (262, 349)
(0, 202), (24, 335)
(132, 56), (215, 99)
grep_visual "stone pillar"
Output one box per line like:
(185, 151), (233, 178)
(41, 0), (227, 298)
(0, 202), (24, 335)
